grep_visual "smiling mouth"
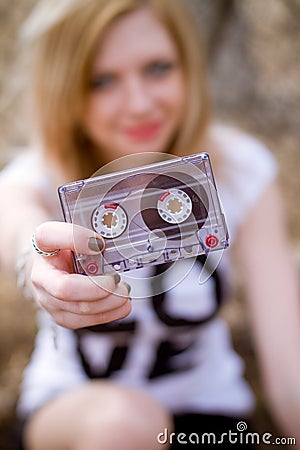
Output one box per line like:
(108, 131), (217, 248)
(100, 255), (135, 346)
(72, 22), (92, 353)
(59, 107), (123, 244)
(123, 122), (163, 140)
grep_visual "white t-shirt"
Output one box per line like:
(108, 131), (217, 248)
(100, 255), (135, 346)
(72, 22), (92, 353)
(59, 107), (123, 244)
(1, 124), (277, 419)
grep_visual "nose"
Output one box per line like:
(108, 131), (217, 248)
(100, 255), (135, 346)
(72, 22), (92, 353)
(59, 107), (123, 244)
(123, 76), (153, 116)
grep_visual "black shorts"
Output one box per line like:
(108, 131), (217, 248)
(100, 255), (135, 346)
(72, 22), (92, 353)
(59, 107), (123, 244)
(17, 413), (255, 450)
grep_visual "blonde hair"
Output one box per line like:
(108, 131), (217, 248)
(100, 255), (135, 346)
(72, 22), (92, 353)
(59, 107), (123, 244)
(24, 0), (211, 181)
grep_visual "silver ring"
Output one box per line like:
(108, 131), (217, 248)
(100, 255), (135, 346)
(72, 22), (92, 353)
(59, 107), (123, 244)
(32, 232), (61, 257)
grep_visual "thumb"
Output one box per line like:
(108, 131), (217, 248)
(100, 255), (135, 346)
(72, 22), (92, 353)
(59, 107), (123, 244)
(33, 221), (105, 255)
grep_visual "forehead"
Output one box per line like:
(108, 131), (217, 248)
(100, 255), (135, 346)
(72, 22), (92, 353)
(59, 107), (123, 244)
(92, 7), (179, 71)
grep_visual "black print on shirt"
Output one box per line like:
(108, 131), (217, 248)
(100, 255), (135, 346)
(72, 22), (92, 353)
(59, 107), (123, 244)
(74, 256), (223, 379)
(151, 256), (222, 327)
(148, 336), (197, 379)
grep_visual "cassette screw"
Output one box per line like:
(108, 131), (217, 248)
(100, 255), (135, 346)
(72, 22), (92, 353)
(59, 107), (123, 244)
(147, 242), (153, 252)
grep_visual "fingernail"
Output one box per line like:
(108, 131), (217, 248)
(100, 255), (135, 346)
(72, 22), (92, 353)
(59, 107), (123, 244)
(88, 237), (105, 253)
(124, 282), (131, 294)
(114, 273), (121, 285)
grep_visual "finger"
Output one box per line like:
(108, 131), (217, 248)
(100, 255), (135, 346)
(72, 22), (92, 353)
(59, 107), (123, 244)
(34, 221), (105, 255)
(47, 282), (130, 315)
(53, 299), (132, 330)
(32, 263), (121, 301)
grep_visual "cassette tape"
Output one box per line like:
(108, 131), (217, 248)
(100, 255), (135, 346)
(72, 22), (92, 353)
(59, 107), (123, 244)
(58, 152), (229, 276)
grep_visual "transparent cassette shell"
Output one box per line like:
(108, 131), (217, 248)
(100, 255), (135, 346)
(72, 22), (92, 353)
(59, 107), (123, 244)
(58, 152), (229, 276)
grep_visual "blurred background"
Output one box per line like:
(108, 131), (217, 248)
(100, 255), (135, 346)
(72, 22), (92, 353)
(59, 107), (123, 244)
(0, 0), (299, 448)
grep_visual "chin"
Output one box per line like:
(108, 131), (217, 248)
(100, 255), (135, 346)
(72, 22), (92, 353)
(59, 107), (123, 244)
(127, 139), (168, 155)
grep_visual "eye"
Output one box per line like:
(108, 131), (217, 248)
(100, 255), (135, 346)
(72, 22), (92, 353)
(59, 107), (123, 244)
(90, 73), (116, 90)
(145, 61), (176, 78)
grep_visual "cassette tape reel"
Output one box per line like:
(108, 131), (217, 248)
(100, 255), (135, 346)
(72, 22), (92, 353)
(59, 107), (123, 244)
(58, 152), (229, 276)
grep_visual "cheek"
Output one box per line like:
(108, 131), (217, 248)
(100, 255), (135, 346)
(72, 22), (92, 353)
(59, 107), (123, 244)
(161, 76), (186, 119)
(83, 95), (118, 138)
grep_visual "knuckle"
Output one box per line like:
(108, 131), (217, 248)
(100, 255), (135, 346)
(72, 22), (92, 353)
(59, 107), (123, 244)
(30, 270), (39, 288)
(94, 276), (116, 296)
(52, 311), (63, 327)
(117, 293), (128, 307)
(33, 293), (44, 309)
(50, 277), (71, 300)
(122, 300), (132, 317)
(95, 286), (110, 299)
(53, 313), (68, 329)
(53, 311), (76, 330)
(78, 301), (91, 314)
(104, 283), (114, 296)
(111, 300), (132, 321)
(94, 310), (106, 324)
(88, 301), (131, 326)
(113, 302), (131, 322)
(30, 261), (42, 287)
(34, 223), (48, 247)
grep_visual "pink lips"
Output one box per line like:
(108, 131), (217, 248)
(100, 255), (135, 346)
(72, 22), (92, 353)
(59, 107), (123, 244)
(123, 121), (163, 141)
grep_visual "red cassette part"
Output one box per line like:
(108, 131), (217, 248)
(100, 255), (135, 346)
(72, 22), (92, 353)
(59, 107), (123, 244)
(205, 234), (219, 249)
(86, 262), (99, 275)
(159, 191), (170, 202)
(104, 203), (118, 209)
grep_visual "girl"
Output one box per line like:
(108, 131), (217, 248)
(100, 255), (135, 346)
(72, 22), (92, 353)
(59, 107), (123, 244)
(0, 0), (299, 449)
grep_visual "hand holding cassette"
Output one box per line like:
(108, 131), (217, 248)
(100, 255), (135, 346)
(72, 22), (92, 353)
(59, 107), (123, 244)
(30, 221), (132, 329)
(58, 152), (229, 277)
